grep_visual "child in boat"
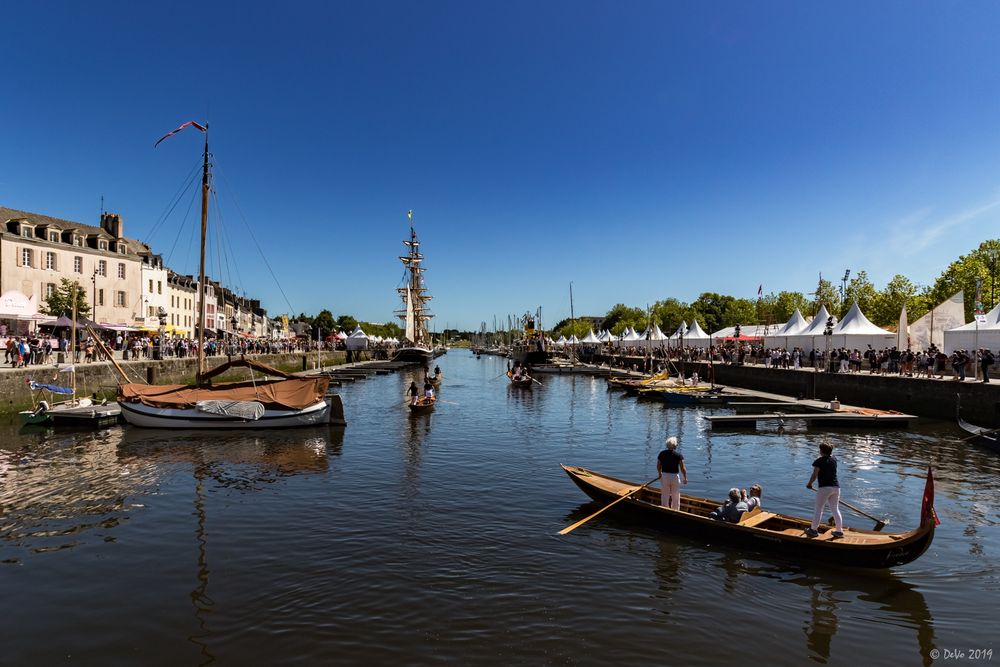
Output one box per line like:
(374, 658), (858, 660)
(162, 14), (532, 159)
(709, 488), (748, 522)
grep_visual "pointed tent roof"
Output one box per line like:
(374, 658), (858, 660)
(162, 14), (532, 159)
(623, 328), (642, 342)
(648, 324), (667, 340)
(348, 325), (369, 339)
(672, 321), (687, 339)
(568, 334), (580, 344)
(775, 309), (808, 336)
(686, 319), (710, 339)
(800, 305), (835, 336)
(833, 302), (893, 335)
(580, 329), (601, 343)
(948, 302), (1000, 331)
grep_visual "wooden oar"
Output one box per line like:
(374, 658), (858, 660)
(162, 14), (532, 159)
(962, 427), (1000, 441)
(558, 476), (659, 535)
(530, 377), (542, 385)
(811, 487), (887, 531)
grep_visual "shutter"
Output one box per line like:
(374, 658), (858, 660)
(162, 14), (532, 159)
(16, 246), (22, 266)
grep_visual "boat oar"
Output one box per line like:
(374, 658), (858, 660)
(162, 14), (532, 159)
(558, 477), (659, 535)
(530, 377), (542, 385)
(811, 487), (888, 531)
(962, 427), (1000, 442)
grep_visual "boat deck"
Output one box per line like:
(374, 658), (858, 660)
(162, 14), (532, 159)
(49, 402), (122, 427)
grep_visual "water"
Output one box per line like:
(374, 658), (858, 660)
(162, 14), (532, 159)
(2, 351), (998, 666)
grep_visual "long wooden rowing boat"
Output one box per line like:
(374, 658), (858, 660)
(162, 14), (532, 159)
(507, 370), (533, 388)
(561, 465), (936, 568)
(408, 396), (436, 414)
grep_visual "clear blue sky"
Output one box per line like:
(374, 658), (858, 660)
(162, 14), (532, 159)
(4, 2), (1000, 330)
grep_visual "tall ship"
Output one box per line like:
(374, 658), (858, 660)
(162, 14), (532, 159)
(509, 309), (551, 366)
(393, 212), (435, 364)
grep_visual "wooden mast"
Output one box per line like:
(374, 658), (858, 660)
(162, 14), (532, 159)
(196, 128), (210, 382)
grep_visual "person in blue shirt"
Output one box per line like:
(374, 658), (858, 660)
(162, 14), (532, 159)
(709, 488), (748, 522)
(805, 443), (844, 538)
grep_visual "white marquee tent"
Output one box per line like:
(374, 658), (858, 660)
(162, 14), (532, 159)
(944, 302), (1000, 353)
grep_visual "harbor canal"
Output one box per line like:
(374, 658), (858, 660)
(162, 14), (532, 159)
(2, 351), (997, 665)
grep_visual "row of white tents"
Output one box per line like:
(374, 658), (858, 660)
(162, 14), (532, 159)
(554, 291), (1000, 354)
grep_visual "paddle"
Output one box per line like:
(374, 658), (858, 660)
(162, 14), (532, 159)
(530, 377), (542, 385)
(962, 427), (1000, 442)
(558, 476), (659, 535)
(810, 487), (887, 531)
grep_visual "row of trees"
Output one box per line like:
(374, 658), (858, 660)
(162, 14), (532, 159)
(294, 310), (404, 340)
(553, 239), (1000, 339)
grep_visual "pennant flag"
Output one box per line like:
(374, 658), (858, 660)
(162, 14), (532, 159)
(921, 466), (940, 526)
(154, 121), (207, 147)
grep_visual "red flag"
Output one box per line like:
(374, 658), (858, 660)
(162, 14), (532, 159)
(154, 121), (207, 147)
(921, 466), (940, 526)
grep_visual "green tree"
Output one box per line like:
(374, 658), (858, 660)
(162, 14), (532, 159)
(872, 274), (920, 327)
(313, 309), (336, 335)
(689, 292), (732, 334)
(41, 278), (91, 319)
(930, 239), (1000, 319)
(651, 298), (691, 334)
(556, 319), (593, 339)
(759, 291), (809, 325)
(811, 276), (841, 317)
(336, 314), (358, 332)
(842, 270), (878, 318)
(728, 298), (758, 328)
(601, 303), (647, 335)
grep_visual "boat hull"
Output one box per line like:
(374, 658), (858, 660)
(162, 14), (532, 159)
(120, 399), (330, 429)
(957, 417), (1000, 453)
(562, 465), (935, 569)
(393, 347), (433, 364)
(408, 398), (436, 414)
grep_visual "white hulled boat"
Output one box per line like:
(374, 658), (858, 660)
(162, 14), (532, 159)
(392, 211), (434, 364)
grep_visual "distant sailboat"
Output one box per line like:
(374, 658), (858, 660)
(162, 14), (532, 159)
(393, 212), (435, 364)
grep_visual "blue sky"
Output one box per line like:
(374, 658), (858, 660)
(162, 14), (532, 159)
(3, 2), (1000, 330)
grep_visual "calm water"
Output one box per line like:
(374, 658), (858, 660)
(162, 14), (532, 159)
(2, 351), (998, 666)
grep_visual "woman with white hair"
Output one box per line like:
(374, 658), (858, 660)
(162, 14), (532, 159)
(656, 436), (688, 509)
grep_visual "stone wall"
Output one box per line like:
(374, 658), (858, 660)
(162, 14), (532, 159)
(1, 351), (345, 414)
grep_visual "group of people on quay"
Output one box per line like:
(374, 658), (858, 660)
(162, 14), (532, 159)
(2, 331), (323, 368)
(656, 436), (841, 537)
(600, 342), (997, 383)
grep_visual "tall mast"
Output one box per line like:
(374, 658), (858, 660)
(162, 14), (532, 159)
(196, 128), (210, 381)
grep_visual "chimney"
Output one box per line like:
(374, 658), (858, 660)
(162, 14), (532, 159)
(100, 212), (124, 239)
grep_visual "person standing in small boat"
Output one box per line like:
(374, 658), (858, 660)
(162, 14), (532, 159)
(408, 380), (419, 405)
(656, 436), (688, 509)
(423, 379), (434, 399)
(805, 443), (844, 538)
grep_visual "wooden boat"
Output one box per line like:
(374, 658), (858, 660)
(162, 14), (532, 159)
(561, 465), (936, 568)
(639, 387), (727, 405)
(408, 396), (436, 414)
(957, 416), (1000, 452)
(507, 369), (534, 388)
(430, 372), (443, 388)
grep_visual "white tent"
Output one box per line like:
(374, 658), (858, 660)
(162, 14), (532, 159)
(684, 319), (712, 348)
(944, 302), (1000, 353)
(828, 302), (895, 350)
(345, 325), (370, 350)
(554, 335), (568, 347)
(763, 309), (809, 349)
(580, 329), (601, 344)
(783, 305), (835, 353)
(712, 324), (771, 339)
(910, 291), (964, 351)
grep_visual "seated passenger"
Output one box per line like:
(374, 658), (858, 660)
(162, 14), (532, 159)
(708, 488), (748, 523)
(741, 484), (763, 512)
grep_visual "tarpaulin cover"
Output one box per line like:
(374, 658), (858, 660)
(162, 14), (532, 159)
(119, 376), (329, 410)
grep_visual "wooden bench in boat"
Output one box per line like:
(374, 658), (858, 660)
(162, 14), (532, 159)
(739, 508), (777, 527)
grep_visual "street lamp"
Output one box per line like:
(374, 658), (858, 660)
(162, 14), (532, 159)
(157, 306), (167, 360)
(824, 316), (834, 373)
(91, 268), (100, 324)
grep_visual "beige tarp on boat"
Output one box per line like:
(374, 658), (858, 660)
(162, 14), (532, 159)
(119, 376), (329, 411)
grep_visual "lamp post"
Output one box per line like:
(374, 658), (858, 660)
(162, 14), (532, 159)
(91, 268), (100, 324)
(157, 306), (167, 360)
(824, 316), (834, 374)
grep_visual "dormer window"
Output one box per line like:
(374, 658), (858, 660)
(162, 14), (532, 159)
(48, 231), (59, 243)
(74, 235), (83, 247)
(21, 225), (33, 238)
(98, 240), (108, 251)
(118, 245), (127, 255)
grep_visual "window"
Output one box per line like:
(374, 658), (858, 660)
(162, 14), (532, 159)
(21, 226), (33, 238)
(148, 279), (153, 293)
(21, 248), (33, 267)
(98, 240), (108, 251)
(45, 252), (57, 270)
(118, 263), (125, 279)
(157, 281), (162, 294)
(116, 291), (126, 307)
(98, 289), (105, 306)
(98, 260), (107, 277)
(74, 236), (83, 247)
(118, 245), (127, 254)
(74, 256), (83, 273)
(46, 283), (56, 298)
(49, 231), (59, 242)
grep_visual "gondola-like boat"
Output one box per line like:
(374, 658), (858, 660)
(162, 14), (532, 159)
(957, 416), (999, 452)
(408, 396), (436, 414)
(507, 370), (534, 388)
(560, 465), (936, 568)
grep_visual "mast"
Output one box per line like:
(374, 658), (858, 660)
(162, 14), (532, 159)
(196, 129), (210, 381)
(397, 211), (432, 347)
(569, 282), (575, 364)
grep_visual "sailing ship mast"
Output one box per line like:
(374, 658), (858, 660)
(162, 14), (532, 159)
(196, 129), (210, 381)
(397, 212), (433, 348)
